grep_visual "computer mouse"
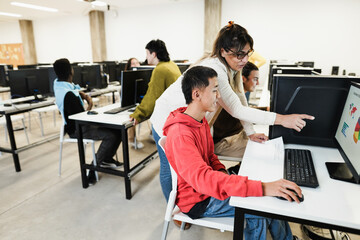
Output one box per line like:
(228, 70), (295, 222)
(276, 188), (304, 202)
(87, 110), (98, 115)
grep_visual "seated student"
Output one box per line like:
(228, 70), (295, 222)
(129, 39), (181, 126)
(124, 57), (141, 71)
(53, 58), (122, 184)
(163, 66), (302, 240)
(213, 61), (261, 160)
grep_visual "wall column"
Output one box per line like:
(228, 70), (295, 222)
(89, 10), (107, 62)
(204, 0), (222, 54)
(19, 20), (37, 64)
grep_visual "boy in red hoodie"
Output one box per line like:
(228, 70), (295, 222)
(163, 66), (302, 240)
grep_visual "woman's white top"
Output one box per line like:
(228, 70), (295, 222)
(150, 57), (276, 137)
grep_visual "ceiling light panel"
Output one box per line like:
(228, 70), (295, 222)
(11, 2), (59, 12)
(0, 11), (22, 17)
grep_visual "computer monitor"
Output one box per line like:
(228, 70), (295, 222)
(80, 65), (106, 90)
(17, 64), (38, 69)
(72, 66), (83, 87)
(177, 63), (191, 74)
(268, 66), (317, 92)
(269, 74), (360, 147)
(8, 68), (52, 98)
(0, 65), (8, 87)
(120, 69), (152, 107)
(298, 61), (315, 68)
(326, 82), (360, 184)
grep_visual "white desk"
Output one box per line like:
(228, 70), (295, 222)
(0, 96), (57, 172)
(229, 141), (360, 239)
(69, 104), (157, 200)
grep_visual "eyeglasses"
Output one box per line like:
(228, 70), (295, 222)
(226, 49), (254, 60)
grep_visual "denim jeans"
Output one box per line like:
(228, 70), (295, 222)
(201, 197), (293, 240)
(152, 125), (172, 202)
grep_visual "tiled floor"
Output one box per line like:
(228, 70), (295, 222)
(0, 104), (359, 239)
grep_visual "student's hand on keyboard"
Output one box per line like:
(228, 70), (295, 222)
(248, 133), (268, 143)
(275, 114), (315, 132)
(262, 179), (303, 203)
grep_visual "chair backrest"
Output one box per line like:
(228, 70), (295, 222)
(158, 136), (178, 222)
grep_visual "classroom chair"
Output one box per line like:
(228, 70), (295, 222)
(31, 104), (59, 136)
(0, 114), (30, 144)
(158, 136), (234, 240)
(58, 119), (98, 181)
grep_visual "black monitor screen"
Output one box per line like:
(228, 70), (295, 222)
(0, 65), (7, 87)
(8, 68), (51, 98)
(120, 69), (152, 107)
(268, 67), (315, 92)
(17, 64), (38, 69)
(177, 64), (191, 74)
(269, 74), (360, 147)
(81, 65), (105, 90)
(72, 66), (83, 87)
(334, 82), (360, 183)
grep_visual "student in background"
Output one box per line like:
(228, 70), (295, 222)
(53, 58), (123, 184)
(129, 39), (181, 127)
(164, 66), (301, 240)
(125, 57), (143, 149)
(150, 21), (314, 202)
(125, 57), (140, 71)
(213, 61), (260, 159)
(246, 51), (266, 101)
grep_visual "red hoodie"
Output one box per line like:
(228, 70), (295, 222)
(163, 107), (263, 213)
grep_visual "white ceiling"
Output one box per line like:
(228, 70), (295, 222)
(0, 0), (187, 22)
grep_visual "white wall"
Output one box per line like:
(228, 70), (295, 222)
(1, 0), (359, 77)
(223, 0), (360, 80)
(0, 21), (22, 44)
(33, 15), (92, 63)
(105, 0), (204, 62)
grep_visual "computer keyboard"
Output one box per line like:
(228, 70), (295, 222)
(284, 148), (319, 188)
(103, 104), (136, 114)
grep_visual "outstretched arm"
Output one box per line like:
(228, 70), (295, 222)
(275, 114), (315, 132)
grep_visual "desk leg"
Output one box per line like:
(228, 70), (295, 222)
(234, 207), (245, 240)
(121, 128), (132, 199)
(5, 114), (21, 172)
(76, 122), (88, 188)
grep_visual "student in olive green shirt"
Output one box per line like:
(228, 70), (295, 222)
(130, 39), (181, 124)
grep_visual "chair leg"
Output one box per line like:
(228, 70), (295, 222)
(90, 142), (99, 181)
(59, 141), (63, 176)
(53, 110), (56, 127)
(38, 112), (44, 136)
(160, 221), (170, 240)
(134, 123), (142, 150)
(27, 112), (31, 131)
(21, 118), (30, 144)
(180, 222), (186, 231)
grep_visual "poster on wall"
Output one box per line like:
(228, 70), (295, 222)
(0, 43), (25, 68)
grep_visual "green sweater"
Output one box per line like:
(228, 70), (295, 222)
(130, 61), (181, 122)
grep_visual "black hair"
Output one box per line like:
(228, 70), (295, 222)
(53, 58), (72, 81)
(182, 66), (218, 104)
(242, 61), (258, 78)
(145, 39), (170, 62)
